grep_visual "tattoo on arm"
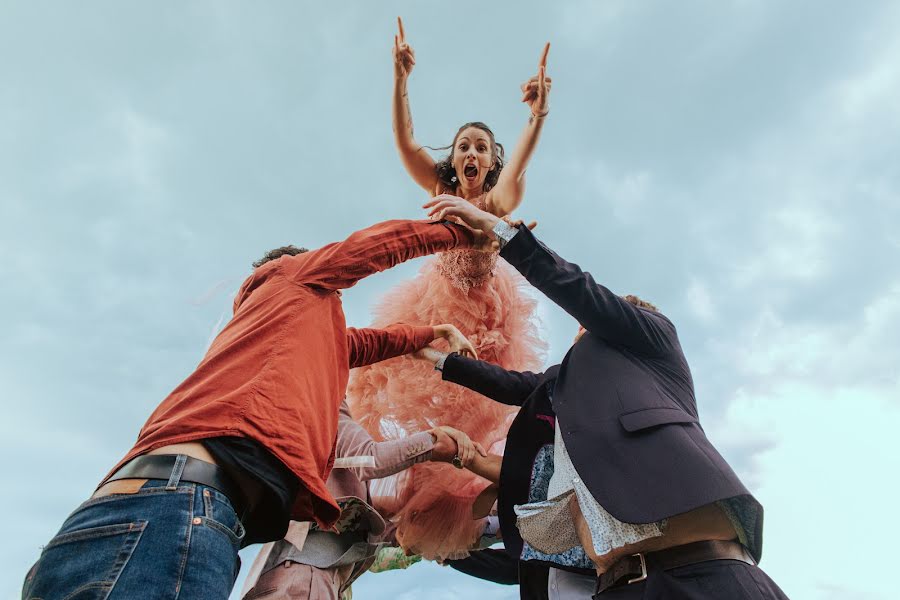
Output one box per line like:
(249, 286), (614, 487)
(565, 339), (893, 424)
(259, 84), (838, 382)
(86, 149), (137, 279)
(403, 92), (414, 136)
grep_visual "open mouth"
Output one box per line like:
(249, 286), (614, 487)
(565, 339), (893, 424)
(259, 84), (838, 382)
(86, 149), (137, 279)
(464, 164), (478, 181)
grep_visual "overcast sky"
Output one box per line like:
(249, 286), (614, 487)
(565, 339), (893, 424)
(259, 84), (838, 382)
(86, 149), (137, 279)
(1, 2), (898, 599)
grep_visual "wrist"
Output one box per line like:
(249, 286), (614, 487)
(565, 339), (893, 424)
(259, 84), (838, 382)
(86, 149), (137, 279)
(482, 214), (501, 236)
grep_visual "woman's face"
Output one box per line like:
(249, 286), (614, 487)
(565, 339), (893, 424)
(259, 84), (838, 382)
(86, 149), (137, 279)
(452, 126), (494, 193)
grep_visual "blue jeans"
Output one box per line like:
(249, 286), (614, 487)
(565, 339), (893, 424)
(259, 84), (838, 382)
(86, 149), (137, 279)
(22, 470), (245, 599)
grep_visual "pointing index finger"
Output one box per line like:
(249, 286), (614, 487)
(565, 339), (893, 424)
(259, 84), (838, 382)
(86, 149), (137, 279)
(538, 42), (550, 69)
(397, 16), (406, 43)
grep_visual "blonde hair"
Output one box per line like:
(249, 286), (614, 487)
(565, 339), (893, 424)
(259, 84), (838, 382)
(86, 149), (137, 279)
(624, 294), (658, 312)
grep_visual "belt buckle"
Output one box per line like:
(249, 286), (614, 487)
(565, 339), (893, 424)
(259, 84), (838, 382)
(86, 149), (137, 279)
(626, 553), (648, 585)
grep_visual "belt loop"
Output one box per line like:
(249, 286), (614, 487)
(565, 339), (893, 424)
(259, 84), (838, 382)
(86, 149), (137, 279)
(167, 454), (187, 490)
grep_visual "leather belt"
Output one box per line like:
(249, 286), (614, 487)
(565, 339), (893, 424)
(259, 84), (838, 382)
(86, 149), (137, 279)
(594, 540), (755, 595)
(100, 454), (249, 520)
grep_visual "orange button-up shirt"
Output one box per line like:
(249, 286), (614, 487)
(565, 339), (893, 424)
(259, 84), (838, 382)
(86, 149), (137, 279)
(106, 219), (472, 528)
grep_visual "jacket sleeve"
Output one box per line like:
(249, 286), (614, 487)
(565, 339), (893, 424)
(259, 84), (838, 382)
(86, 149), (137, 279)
(499, 225), (678, 356)
(345, 324), (435, 369)
(282, 219), (473, 291)
(335, 401), (434, 482)
(441, 353), (543, 407)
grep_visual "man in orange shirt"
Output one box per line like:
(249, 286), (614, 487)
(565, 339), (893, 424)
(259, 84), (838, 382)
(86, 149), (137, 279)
(22, 218), (486, 600)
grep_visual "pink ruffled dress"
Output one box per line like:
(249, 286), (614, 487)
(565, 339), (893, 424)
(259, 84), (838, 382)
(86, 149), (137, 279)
(346, 196), (546, 560)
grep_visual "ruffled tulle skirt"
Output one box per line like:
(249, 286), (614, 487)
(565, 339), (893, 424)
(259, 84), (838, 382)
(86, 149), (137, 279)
(346, 257), (545, 559)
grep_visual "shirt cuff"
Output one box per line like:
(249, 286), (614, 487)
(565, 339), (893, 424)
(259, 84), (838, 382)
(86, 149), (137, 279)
(492, 220), (519, 249)
(434, 352), (450, 372)
(409, 431), (435, 464)
(412, 325), (437, 349)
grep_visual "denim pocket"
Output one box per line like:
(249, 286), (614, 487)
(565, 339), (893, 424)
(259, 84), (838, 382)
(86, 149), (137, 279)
(23, 521), (147, 600)
(199, 487), (246, 546)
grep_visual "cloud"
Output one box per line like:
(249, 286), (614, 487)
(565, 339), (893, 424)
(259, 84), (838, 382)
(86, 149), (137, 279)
(723, 280), (900, 386)
(3, 3), (899, 600)
(714, 382), (900, 600)
(700, 277), (900, 598)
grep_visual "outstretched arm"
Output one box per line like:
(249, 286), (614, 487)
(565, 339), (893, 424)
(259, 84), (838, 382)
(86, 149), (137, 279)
(336, 401), (485, 481)
(484, 43), (552, 217)
(347, 323), (476, 369)
(392, 17), (438, 193)
(497, 225), (677, 356)
(424, 197), (678, 356)
(281, 219), (477, 291)
(465, 453), (502, 484)
(335, 400), (433, 481)
(413, 347), (543, 406)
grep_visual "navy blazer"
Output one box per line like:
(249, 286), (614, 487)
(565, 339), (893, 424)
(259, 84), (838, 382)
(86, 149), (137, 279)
(442, 225), (763, 562)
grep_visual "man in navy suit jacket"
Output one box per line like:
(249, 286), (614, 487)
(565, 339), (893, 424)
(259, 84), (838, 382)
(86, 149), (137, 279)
(420, 196), (788, 599)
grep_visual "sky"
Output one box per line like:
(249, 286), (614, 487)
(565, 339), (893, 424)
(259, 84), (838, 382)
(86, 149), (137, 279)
(1, 1), (898, 598)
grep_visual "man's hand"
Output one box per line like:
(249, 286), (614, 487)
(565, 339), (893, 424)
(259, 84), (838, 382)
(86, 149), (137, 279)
(429, 427), (457, 463)
(433, 323), (477, 359)
(508, 218), (539, 231)
(424, 195), (500, 250)
(429, 426), (487, 466)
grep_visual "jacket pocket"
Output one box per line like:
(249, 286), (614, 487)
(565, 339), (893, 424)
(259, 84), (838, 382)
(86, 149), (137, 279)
(618, 407), (697, 432)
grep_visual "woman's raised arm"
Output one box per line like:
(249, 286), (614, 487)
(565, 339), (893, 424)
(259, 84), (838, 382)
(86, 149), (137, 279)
(485, 43), (552, 217)
(391, 17), (438, 193)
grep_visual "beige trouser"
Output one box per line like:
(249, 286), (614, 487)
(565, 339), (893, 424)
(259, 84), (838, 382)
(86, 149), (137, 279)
(242, 561), (354, 600)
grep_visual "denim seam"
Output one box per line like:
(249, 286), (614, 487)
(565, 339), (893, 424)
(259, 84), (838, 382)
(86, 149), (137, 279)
(199, 516), (245, 546)
(99, 521), (147, 599)
(173, 485), (195, 599)
(44, 522), (146, 550)
(75, 486), (194, 511)
(54, 522), (147, 600)
(201, 487), (245, 545)
(59, 581), (113, 600)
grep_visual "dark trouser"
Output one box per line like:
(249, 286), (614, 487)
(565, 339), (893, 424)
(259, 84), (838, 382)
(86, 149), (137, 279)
(22, 476), (245, 600)
(448, 548), (520, 585)
(595, 559), (789, 599)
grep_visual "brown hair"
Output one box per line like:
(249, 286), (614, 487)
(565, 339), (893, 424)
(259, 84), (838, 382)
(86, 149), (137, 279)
(624, 294), (659, 312)
(252, 245), (308, 268)
(431, 122), (505, 192)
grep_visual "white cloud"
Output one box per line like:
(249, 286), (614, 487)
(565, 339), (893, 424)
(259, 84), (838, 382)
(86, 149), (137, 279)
(726, 280), (900, 384)
(714, 382), (900, 600)
(4, 3), (900, 600)
(703, 279), (900, 598)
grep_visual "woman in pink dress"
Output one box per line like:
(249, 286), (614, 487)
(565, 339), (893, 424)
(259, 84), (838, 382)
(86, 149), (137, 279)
(346, 18), (552, 559)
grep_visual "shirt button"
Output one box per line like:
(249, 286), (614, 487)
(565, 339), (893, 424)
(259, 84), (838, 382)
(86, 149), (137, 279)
(573, 477), (580, 483)
(192, 517), (201, 525)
